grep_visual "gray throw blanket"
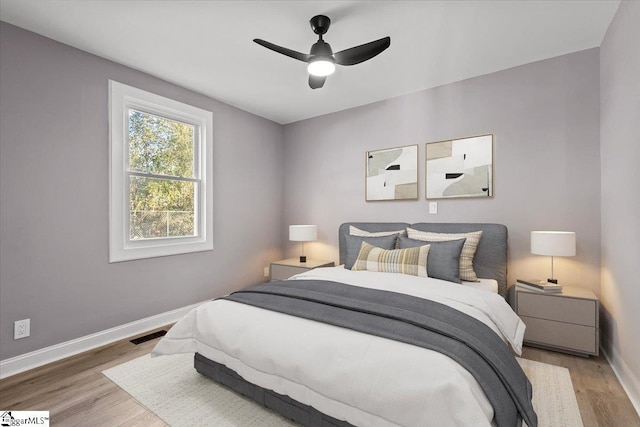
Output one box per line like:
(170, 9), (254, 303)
(224, 280), (537, 427)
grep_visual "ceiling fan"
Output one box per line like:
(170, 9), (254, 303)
(253, 15), (391, 89)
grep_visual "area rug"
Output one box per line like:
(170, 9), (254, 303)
(517, 358), (583, 427)
(103, 353), (583, 427)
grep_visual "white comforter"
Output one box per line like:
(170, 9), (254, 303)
(152, 266), (526, 427)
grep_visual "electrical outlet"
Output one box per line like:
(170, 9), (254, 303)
(14, 318), (30, 339)
(429, 201), (438, 214)
(264, 266), (270, 277)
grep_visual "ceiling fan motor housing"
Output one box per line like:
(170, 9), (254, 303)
(310, 15), (331, 35)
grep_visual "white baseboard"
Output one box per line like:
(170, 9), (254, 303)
(602, 343), (640, 417)
(0, 300), (207, 379)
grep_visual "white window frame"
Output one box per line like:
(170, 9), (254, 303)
(109, 80), (213, 262)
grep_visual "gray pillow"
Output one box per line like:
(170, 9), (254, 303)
(398, 236), (466, 283)
(345, 234), (398, 270)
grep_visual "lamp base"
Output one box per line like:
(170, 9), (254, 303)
(299, 256), (307, 263)
(547, 278), (558, 284)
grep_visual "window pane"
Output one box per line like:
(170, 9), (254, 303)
(128, 109), (195, 178)
(129, 176), (196, 240)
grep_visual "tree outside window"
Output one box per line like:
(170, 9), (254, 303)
(128, 110), (197, 240)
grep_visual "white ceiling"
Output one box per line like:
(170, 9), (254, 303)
(0, 1), (620, 124)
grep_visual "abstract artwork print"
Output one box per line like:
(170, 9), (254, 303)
(366, 145), (418, 201)
(426, 134), (493, 199)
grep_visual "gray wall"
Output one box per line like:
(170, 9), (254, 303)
(0, 22), (284, 360)
(600, 0), (640, 406)
(283, 49), (601, 296)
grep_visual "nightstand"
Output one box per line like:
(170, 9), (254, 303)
(270, 258), (335, 281)
(514, 285), (599, 357)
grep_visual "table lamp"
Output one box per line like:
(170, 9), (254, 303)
(289, 225), (317, 263)
(531, 231), (576, 284)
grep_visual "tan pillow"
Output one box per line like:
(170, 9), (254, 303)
(352, 242), (429, 277)
(349, 225), (407, 237)
(406, 228), (483, 281)
(349, 226), (406, 249)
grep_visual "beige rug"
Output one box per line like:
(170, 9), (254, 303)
(517, 358), (583, 427)
(103, 353), (583, 427)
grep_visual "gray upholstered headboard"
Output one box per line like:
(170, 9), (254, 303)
(339, 222), (508, 296)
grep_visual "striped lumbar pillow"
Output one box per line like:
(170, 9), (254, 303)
(352, 242), (429, 277)
(406, 229), (483, 282)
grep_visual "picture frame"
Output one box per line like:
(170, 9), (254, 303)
(366, 144), (418, 201)
(425, 134), (493, 199)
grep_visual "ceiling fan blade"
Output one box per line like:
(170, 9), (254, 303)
(334, 36), (391, 66)
(253, 39), (310, 62)
(309, 75), (326, 89)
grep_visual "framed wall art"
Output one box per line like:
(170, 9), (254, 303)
(425, 134), (493, 199)
(366, 144), (418, 201)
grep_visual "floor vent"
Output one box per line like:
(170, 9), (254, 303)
(130, 330), (167, 345)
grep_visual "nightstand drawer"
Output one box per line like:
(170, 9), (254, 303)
(517, 292), (596, 327)
(521, 315), (597, 355)
(271, 265), (308, 281)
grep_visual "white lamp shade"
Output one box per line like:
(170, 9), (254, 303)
(289, 225), (317, 242)
(531, 231), (576, 256)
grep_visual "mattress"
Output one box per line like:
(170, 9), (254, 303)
(462, 278), (499, 293)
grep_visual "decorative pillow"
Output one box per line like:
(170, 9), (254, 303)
(406, 228), (483, 282)
(344, 234), (398, 270)
(349, 225), (407, 237)
(352, 242), (429, 277)
(398, 236), (466, 284)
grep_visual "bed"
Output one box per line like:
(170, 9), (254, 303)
(152, 222), (536, 427)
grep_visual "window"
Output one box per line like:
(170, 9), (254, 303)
(109, 81), (213, 262)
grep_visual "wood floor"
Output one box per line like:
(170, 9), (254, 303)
(520, 346), (639, 427)
(1, 326), (638, 427)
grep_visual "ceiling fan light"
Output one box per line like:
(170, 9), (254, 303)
(307, 58), (335, 77)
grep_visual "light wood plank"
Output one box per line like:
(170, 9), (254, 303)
(0, 328), (167, 426)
